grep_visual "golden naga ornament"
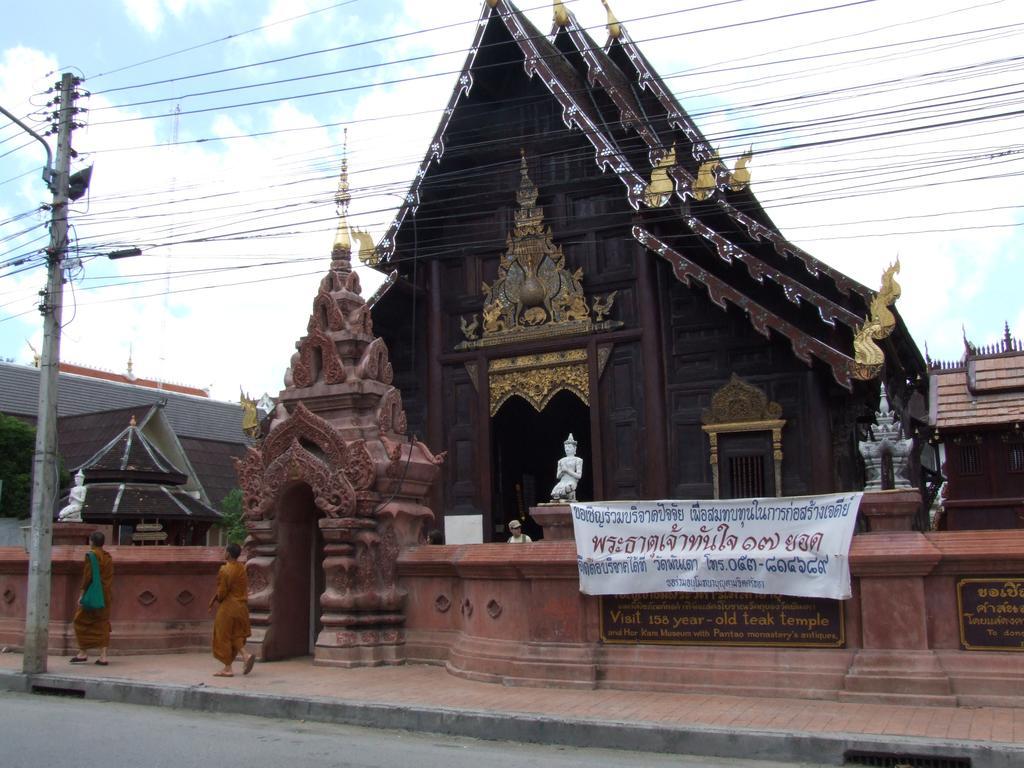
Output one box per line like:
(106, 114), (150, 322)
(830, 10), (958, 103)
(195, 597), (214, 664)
(691, 150), (724, 201)
(457, 154), (622, 349)
(727, 148), (753, 191)
(852, 259), (902, 380)
(553, 0), (569, 27)
(601, 0), (621, 39)
(644, 145), (676, 208)
(240, 389), (261, 439)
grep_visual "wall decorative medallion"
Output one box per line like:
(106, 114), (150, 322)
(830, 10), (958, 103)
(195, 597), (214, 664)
(457, 153), (621, 349)
(175, 590), (194, 606)
(2, 587), (14, 605)
(489, 349), (588, 415)
(486, 599), (503, 619)
(137, 590), (157, 607)
(435, 594), (452, 613)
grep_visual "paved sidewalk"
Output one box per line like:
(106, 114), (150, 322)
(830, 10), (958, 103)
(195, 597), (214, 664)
(1, 651), (1022, 767)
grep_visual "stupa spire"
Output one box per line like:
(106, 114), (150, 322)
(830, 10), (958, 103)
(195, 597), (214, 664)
(332, 128), (352, 270)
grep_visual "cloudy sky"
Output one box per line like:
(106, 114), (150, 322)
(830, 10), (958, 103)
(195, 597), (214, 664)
(1, 0), (1022, 402)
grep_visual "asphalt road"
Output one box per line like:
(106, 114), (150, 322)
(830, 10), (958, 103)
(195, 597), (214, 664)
(0, 690), (831, 768)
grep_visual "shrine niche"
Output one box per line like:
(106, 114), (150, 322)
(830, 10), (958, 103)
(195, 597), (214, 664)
(701, 375), (785, 499)
(235, 167), (444, 667)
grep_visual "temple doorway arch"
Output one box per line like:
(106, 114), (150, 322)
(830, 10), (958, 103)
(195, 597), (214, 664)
(491, 390), (591, 541)
(263, 483), (325, 660)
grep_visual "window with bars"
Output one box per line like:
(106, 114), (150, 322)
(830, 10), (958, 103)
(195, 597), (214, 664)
(1009, 442), (1024, 473)
(727, 454), (766, 498)
(958, 443), (982, 475)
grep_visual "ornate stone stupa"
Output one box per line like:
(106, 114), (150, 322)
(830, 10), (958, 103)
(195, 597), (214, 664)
(235, 147), (445, 666)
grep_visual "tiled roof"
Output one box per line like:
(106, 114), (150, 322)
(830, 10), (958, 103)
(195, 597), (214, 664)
(72, 482), (222, 523)
(80, 423), (188, 485)
(0, 362), (248, 444)
(974, 355), (1024, 392)
(931, 354), (1024, 428)
(179, 436), (247, 508)
(58, 362), (208, 397)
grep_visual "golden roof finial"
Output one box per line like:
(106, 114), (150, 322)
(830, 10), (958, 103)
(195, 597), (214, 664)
(553, 0), (569, 27)
(126, 344), (134, 378)
(332, 128), (352, 263)
(25, 338), (40, 368)
(129, 414), (137, 427)
(600, 0), (621, 39)
(486, 0), (498, 6)
(727, 147), (753, 191)
(644, 144), (676, 208)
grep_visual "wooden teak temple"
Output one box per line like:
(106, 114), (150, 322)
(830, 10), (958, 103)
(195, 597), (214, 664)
(367, 0), (926, 542)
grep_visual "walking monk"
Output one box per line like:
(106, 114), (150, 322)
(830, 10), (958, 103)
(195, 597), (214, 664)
(70, 530), (113, 665)
(208, 542), (255, 677)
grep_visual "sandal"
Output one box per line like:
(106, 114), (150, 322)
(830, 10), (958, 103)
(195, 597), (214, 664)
(213, 671), (233, 677)
(243, 655), (255, 676)
(95, 659), (109, 666)
(69, 656), (88, 664)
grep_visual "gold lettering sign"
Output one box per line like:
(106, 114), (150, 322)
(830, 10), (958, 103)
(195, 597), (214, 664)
(958, 577), (1024, 651)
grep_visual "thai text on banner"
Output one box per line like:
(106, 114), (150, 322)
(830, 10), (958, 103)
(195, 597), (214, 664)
(570, 494), (862, 600)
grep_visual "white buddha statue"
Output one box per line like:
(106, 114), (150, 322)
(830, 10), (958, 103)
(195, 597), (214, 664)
(550, 433), (583, 502)
(57, 470), (87, 522)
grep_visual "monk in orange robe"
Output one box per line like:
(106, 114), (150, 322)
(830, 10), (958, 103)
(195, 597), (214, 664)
(208, 542), (254, 677)
(70, 530), (114, 665)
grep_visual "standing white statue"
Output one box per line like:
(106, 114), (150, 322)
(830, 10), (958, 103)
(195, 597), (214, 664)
(57, 470), (88, 522)
(550, 433), (583, 502)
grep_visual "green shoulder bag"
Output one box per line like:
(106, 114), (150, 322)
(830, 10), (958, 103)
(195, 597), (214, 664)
(79, 551), (105, 610)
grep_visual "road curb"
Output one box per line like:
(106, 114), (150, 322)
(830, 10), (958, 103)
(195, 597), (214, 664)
(1, 669), (1020, 768)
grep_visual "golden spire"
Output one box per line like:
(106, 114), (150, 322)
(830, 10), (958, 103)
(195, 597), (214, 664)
(600, 0), (621, 39)
(332, 128), (352, 264)
(553, 0), (569, 27)
(129, 414), (137, 427)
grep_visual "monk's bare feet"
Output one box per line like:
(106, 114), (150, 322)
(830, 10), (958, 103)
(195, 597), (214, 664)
(213, 669), (233, 677)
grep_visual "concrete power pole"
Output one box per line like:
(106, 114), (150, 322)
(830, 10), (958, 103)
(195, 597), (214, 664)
(23, 72), (78, 674)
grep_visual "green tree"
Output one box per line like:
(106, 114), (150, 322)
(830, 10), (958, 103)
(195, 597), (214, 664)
(0, 413), (35, 518)
(218, 487), (247, 544)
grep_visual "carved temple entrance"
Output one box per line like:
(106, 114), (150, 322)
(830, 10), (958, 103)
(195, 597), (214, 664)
(263, 483), (324, 658)
(492, 390), (591, 541)
(237, 182), (444, 667)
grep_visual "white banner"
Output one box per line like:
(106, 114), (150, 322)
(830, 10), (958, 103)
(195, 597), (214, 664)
(571, 494), (862, 600)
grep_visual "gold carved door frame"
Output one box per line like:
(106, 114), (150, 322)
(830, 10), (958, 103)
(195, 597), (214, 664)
(488, 349), (590, 416)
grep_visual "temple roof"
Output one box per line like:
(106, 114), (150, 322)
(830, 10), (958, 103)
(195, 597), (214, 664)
(74, 483), (222, 523)
(79, 418), (189, 486)
(929, 327), (1024, 429)
(372, 0), (924, 392)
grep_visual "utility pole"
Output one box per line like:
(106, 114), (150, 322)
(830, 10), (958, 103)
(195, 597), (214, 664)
(23, 72), (78, 675)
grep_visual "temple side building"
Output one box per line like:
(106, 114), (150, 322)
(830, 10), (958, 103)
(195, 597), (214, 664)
(929, 325), (1024, 530)
(366, 0), (927, 542)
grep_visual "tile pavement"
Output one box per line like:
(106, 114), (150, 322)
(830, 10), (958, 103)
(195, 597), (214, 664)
(1, 651), (1023, 767)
